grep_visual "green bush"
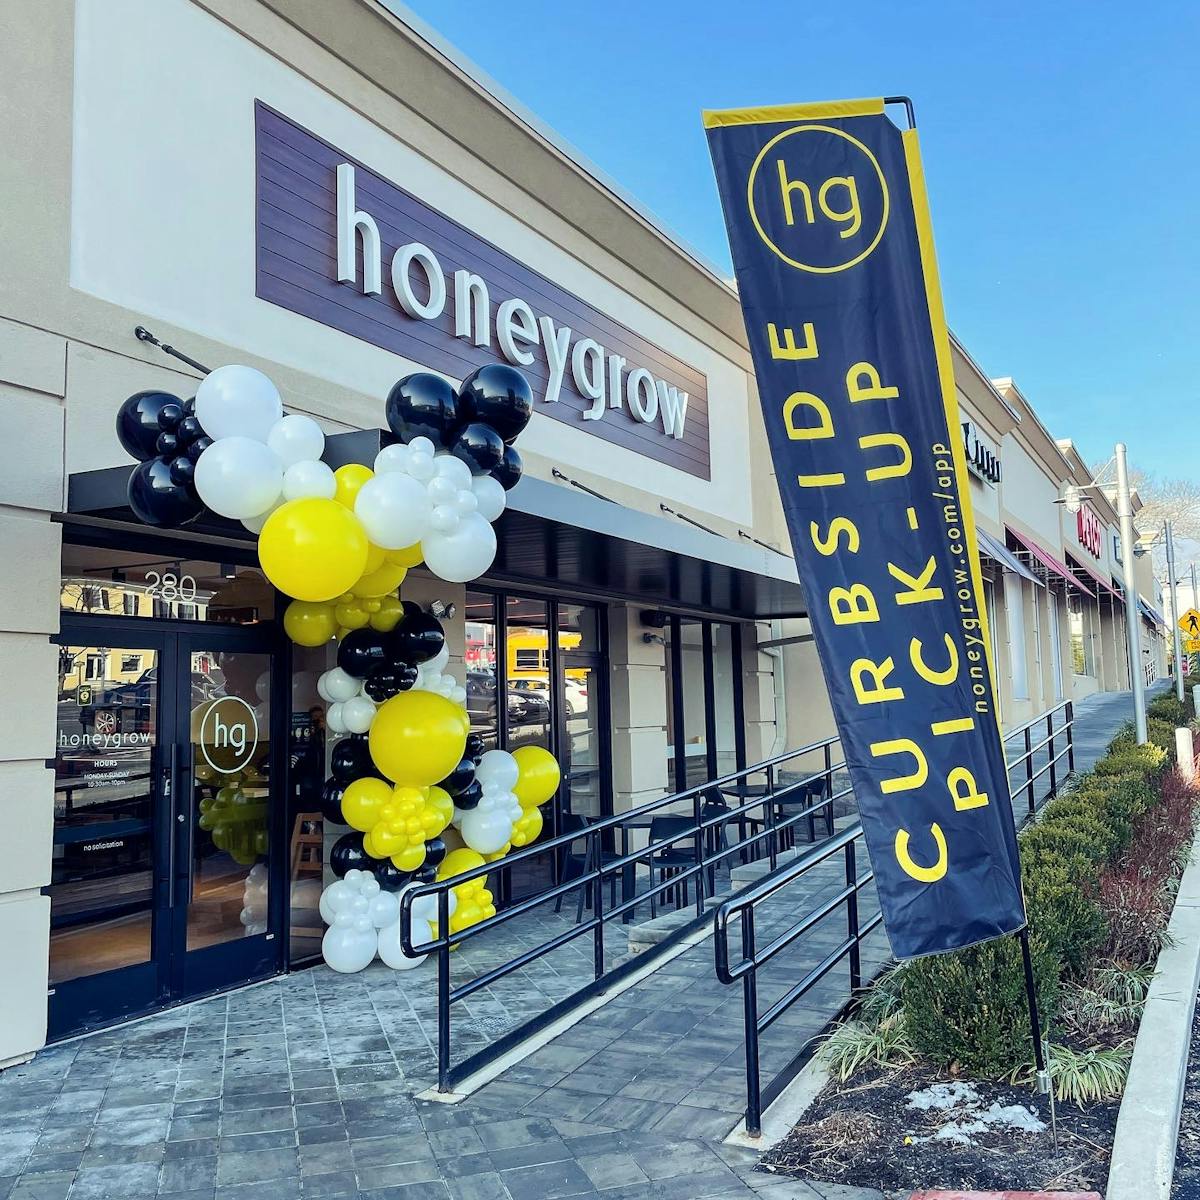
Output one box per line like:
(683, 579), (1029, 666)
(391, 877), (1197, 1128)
(901, 933), (1059, 1077)
(1148, 695), (1190, 725)
(1108, 719), (1176, 757)
(1022, 858), (1107, 975)
(1020, 816), (1113, 867)
(1094, 743), (1169, 781)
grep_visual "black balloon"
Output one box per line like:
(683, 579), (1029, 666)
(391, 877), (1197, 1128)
(127, 457), (205, 528)
(186, 435), (214, 463)
(457, 364), (533, 444)
(465, 733), (486, 760)
(168, 455), (195, 488)
(116, 391), (186, 461)
(176, 415), (205, 446)
(364, 663), (417, 702)
(451, 780), (482, 810)
(423, 837), (448, 870)
(449, 422), (505, 475)
(373, 859), (414, 892)
(491, 444), (524, 491)
(337, 629), (391, 678)
(414, 865), (438, 884)
(331, 736), (377, 784)
(329, 831), (373, 877)
(389, 611), (445, 666)
(320, 777), (347, 824)
(157, 402), (184, 432)
(385, 373), (460, 447)
(439, 757), (476, 797)
(156, 431), (179, 457)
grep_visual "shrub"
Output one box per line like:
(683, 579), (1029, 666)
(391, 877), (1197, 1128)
(1009, 1041), (1132, 1104)
(1022, 858), (1106, 976)
(901, 933), (1059, 1077)
(1148, 695), (1190, 726)
(818, 1012), (915, 1081)
(1093, 743), (1169, 781)
(1019, 817), (1112, 868)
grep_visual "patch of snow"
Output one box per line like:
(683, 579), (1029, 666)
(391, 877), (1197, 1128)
(905, 1092), (1047, 1146)
(904, 1081), (979, 1110)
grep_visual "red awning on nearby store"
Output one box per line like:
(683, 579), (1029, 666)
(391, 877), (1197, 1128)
(1066, 554), (1125, 602)
(1005, 526), (1095, 596)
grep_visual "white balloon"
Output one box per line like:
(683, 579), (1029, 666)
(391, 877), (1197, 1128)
(194, 437), (283, 519)
(408, 436), (436, 458)
(342, 695), (377, 734)
(282, 459), (336, 502)
(408, 451), (435, 483)
(472, 475), (507, 523)
(316, 672), (333, 703)
(421, 513), (497, 583)
(343, 869), (365, 885)
(450, 685), (467, 705)
(461, 807), (514, 855)
(369, 890), (400, 929)
(453, 489), (479, 516)
(401, 882), (458, 926)
(318, 879), (354, 924)
(267, 413), (325, 466)
(428, 644), (450, 674)
(241, 497), (282, 535)
(326, 702), (347, 734)
(323, 668), (362, 703)
(322, 923), (377, 973)
(255, 670), (271, 703)
(476, 749), (519, 791)
(377, 917), (431, 971)
(432, 453), (473, 491)
(354, 473), (432, 550)
(430, 504), (461, 534)
(426, 475), (458, 506)
(375, 443), (412, 474)
(194, 365), (283, 443)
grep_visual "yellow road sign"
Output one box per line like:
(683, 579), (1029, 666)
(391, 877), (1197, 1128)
(1185, 637), (1200, 655)
(1180, 608), (1200, 638)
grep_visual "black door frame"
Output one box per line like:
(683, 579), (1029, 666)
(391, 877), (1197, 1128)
(49, 599), (289, 1040)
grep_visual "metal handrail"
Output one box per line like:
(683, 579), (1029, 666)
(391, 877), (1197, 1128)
(713, 700), (1076, 1136)
(399, 732), (845, 1091)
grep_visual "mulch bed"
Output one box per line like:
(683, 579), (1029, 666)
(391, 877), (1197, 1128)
(759, 1062), (1117, 1196)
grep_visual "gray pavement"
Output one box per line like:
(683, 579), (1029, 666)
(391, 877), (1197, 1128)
(0, 683), (1158, 1200)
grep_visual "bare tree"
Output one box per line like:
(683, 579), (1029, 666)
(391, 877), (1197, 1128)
(1092, 462), (1200, 580)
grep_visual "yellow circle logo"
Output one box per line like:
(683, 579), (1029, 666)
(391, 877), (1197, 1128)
(746, 124), (889, 274)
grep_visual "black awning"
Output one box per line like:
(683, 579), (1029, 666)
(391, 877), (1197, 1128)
(65, 429), (807, 620)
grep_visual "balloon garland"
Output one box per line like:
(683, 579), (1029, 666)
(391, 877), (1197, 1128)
(114, 362), (560, 974)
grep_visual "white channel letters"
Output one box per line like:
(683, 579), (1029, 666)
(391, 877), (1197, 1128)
(335, 164), (689, 440)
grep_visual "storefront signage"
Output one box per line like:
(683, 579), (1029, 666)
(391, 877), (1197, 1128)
(196, 696), (258, 775)
(1076, 503), (1103, 558)
(254, 103), (711, 479)
(961, 420), (1001, 485)
(705, 99), (1025, 959)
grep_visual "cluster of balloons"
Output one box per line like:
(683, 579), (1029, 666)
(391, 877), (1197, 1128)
(318, 869), (449, 973)
(240, 863), (269, 936)
(198, 780), (267, 866)
(115, 359), (561, 976)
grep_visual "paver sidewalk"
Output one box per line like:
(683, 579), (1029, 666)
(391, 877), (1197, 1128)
(0, 683), (1162, 1200)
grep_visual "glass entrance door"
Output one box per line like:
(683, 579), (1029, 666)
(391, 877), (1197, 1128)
(49, 621), (282, 1039)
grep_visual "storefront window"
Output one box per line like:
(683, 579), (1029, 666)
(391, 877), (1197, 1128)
(506, 595), (551, 752)
(61, 543), (274, 624)
(464, 591), (499, 750)
(1069, 593), (1095, 677)
(711, 623), (738, 778)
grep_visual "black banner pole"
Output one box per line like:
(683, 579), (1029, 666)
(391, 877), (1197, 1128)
(134, 325), (212, 376)
(1018, 927), (1048, 1079)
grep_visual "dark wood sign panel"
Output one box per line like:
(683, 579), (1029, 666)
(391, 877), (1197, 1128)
(254, 103), (711, 479)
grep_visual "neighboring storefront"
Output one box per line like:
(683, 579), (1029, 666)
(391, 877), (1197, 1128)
(0, 0), (1169, 1063)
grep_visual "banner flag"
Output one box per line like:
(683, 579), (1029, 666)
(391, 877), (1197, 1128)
(704, 99), (1025, 959)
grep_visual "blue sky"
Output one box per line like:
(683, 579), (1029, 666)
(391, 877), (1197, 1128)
(400, 0), (1198, 479)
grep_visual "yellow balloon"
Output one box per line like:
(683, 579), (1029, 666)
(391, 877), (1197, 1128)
(352, 560), (408, 598)
(370, 593), (404, 633)
(483, 843), (512, 862)
(387, 543), (424, 568)
(362, 542), (386, 575)
(512, 745), (562, 808)
(391, 843), (426, 873)
(369, 691), (469, 787)
(333, 464), (374, 509)
(283, 600), (337, 647)
(427, 786), (454, 836)
(341, 777), (393, 833)
(510, 807), (543, 847)
(334, 600), (370, 630)
(362, 829), (381, 858)
(258, 498), (369, 602)
(437, 847), (485, 884)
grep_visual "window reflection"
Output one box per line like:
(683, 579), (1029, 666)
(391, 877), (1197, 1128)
(465, 591), (499, 750)
(506, 596), (551, 752)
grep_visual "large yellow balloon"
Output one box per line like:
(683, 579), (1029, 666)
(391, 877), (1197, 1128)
(512, 745), (562, 808)
(510, 807), (543, 847)
(334, 464), (374, 509)
(437, 847), (485, 884)
(352, 560), (408, 598)
(340, 777), (393, 833)
(427, 786), (454, 837)
(387, 543), (424, 568)
(283, 599), (337, 647)
(370, 593), (404, 633)
(258, 498), (369, 602)
(369, 691), (469, 787)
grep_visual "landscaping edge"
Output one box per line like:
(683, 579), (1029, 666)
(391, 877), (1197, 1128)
(1106, 819), (1200, 1200)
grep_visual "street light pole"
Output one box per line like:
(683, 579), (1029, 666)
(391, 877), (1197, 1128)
(1167, 520), (1184, 703)
(1116, 443), (1148, 743)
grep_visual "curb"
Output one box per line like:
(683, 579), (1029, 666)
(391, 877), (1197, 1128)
(1105, 826), (1200, 1200)
(908, 1193), (1100, 1199)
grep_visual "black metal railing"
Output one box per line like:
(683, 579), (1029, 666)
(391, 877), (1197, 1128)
(1005, 699), (1075, 819)
(713, 700), (1077, 1137)
(399, 733), (848, 1092)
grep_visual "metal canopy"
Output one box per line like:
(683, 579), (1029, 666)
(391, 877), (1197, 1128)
(65, 429), (808, 621)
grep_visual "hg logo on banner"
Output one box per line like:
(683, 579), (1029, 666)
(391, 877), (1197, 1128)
(705, 99), (1026, 960)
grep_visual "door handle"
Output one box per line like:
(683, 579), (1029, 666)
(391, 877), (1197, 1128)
(166, 743), (179, 907)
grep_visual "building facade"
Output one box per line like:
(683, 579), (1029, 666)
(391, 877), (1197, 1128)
(0, 0), (1169, 1065)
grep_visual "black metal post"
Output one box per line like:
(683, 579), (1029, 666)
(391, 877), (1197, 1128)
(592, 831), (606, 980)
(823, 743), (835, 835)
(845, 841), (861, 991)
(1024, 726), (1035, 815)
(437, 889), (452, 1092)
(134, 326), (213, 375)
(693, 790), (704, 917)
(766, 764), (778, 870)
(1018, 928), (1047, 1079)
(1047, 714), (1057, 797)
(741, 909), (763, 1137)
(1066, 702), (1076, 772)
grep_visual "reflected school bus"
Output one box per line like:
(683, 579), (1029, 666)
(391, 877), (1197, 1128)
(506, 629), (589, 716)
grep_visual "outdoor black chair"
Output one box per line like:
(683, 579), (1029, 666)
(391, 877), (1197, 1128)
(644, 814), (699, 918)
(553, 813), (620, 924)
(774, 775), (833, 850)
(698, 788), (734, 891)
